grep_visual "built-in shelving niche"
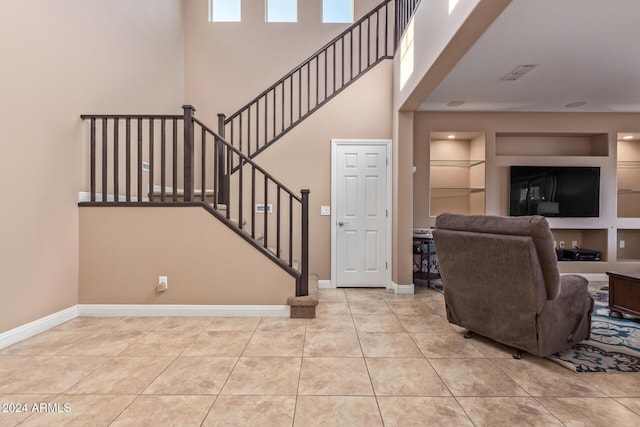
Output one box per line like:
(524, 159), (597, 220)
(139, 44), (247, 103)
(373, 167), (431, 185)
(617, 229), (640, 262)
(495, 132), (609, 157)
(551, 228), (608, 263)
(429, 132), (485, 217)
(617, 136), (640, 218)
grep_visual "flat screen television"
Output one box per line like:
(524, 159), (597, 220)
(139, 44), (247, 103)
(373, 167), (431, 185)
(509, 166), (600, 217)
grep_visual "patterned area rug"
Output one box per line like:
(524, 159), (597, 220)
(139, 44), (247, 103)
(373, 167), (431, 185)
(549, 289), (640, 372)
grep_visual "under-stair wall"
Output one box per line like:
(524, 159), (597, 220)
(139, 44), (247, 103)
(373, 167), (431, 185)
(79, 207), (295, 306)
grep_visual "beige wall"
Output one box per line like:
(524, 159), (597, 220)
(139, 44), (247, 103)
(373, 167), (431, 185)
(183, 0), (382, 120)
(413, 111), (640, 274)
(394, 0), (510, 111)
(390, 0), (510, 285)
(180, 0), (393, 282)
(392, 110), (414, 285)
(79, 207), (295, 305)
(253, 61), (393, 280)
(0, 0), (184, 333)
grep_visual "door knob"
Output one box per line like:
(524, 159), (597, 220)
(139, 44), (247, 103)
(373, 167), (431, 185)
(338, 221), (348, 226)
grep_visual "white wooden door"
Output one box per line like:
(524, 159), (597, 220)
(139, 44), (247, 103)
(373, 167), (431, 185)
(334, 143), (389, 287)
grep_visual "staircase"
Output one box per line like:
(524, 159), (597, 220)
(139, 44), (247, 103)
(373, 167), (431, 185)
(78, 1), (421, 301)
(219, 0), (396, 161)
(79, 108), (310, 297)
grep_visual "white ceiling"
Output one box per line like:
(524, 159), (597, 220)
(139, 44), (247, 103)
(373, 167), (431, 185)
(418, 0), (640, 112)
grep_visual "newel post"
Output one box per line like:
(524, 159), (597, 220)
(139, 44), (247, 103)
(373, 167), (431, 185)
(217, 113), (229, 205)
(183, 105), (196, 202)
(298, 189), (310, 296)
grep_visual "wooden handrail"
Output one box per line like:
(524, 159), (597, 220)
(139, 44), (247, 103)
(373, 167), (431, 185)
(222, 0), (395, 159)
(192, 118), (302, 202)
(80, 114), (183, 120)
(193, 117), (310, 295)
(224, 0), (394, 123)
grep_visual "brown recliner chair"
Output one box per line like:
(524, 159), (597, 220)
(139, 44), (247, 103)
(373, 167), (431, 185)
(432, 213), (593, 358)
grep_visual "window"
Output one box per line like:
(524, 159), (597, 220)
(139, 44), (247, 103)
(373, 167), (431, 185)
(323, 0), (353, 23)
(266, 0), (297, 23)
(210, 0), (241, 22)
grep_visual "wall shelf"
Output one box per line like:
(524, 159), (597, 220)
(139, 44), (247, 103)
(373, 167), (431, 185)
(431, 160), (485, 167)
(431, 187), (485, 193)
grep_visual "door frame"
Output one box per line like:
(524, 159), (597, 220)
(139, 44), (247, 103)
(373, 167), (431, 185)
(330, 139), (393, 288)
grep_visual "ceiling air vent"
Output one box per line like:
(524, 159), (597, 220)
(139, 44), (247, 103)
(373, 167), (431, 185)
(501, 64), (537, 81)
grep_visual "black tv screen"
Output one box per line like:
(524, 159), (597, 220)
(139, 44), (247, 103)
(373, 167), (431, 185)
(509, 166), (600, 217)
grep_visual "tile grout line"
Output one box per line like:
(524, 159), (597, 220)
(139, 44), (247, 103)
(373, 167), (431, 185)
(196, 317), (263, 426)
(291, 317), (311, 427)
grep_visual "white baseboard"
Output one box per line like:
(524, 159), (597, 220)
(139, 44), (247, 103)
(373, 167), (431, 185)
(77, 304), (290, 318)
(318, 280), (333, 289)
(389, 281), (415, 295)
(0, 304), (291, 350)
(0, 306), (78, 350)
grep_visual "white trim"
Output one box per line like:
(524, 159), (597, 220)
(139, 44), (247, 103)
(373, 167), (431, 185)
(0, 306), (78, 350)
(79, 188), (218, 203)
(318, 280), (333, 289)
(389, 281), (415, 295)
(78, 192), (146, 203)
(331, 139), (393, 288)
(0, 304), (291, 350)
(77, 304), (290, 318)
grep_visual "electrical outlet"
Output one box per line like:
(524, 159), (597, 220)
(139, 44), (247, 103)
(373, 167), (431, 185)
(572, 241), (578, 248)
(553, 241), (557, 248)
(620, 240), (626, 249)
(157, 276), (168, 292)
(559, 241), (565, 248)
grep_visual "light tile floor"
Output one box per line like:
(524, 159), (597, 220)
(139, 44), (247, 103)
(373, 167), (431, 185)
(0, 286), (639, 426)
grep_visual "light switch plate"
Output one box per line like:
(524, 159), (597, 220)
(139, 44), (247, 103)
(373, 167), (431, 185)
(320, 206), (331, 216)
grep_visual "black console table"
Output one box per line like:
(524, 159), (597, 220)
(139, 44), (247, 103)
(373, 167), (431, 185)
(413, 231), (440, 288)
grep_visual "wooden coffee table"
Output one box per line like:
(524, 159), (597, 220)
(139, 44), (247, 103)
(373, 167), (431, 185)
(606, 271), (640, 319)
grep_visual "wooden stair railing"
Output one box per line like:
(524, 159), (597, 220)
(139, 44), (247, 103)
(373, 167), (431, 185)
(77, 1), (424, 297)
(219, 0), (395, 161)
(395, 0), (421, 48)
(79, 105), (310, 297)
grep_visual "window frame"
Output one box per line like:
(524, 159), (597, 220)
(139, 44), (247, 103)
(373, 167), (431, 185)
(209, 0), (242, 23)
(322, 0), (354, 24)
(265, 0), (298, 23)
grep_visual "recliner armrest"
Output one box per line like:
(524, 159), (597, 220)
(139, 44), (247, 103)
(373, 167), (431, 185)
(536, 274), (593, 356)
(557, 274), (589, 300)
